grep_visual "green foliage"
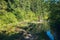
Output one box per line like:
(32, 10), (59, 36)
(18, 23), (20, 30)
(49, 2), (60, 28)
(0, 12), (17, 24)
(48, 1), (60, 40)
(0, 0), (50, 40)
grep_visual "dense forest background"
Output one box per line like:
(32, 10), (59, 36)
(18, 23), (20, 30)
(0, 0), (60, 40)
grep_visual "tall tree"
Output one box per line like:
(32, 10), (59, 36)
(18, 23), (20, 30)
(49, 0), (60, 40)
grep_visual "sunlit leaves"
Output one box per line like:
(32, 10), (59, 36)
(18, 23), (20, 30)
(0, 0), (7, 10)
(0, 0), (50, 37)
